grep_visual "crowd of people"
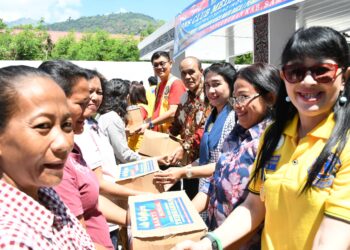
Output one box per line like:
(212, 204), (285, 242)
(0, 25), (349, 250)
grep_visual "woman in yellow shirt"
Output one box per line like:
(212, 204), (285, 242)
(173, 26), (350, 250)
(128, 82), (151, 151)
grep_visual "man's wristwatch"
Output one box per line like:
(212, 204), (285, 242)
(185, 165), (192, 178)
(148, 121), (154, 129)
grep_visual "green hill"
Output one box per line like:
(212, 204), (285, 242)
(45, 12), (164, 35)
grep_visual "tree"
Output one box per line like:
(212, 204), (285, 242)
(0, 29), (12, 59)
(11, 26), (49, 60)
(50, 30), (139, 61)
(0, 25), (140, 61)
(0, 18), (6, 29)
(0, 26), (49, 60)
(234, 52), (253, 64)
(50, 32), (78, 59)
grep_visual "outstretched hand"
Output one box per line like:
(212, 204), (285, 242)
(153, 167), (185, 185)
(134, 123), (150, 135)
(170, 146), (185, 166)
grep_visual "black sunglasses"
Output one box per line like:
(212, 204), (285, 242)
(282, 63), (339, 84)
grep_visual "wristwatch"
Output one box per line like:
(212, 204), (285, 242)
(201, 234), (219, 250)
(185, 165), (192, 178)
(148, 121), (154, 129)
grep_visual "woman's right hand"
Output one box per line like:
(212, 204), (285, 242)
(153, 167), (185, 185)
(171, 238), (212, 250)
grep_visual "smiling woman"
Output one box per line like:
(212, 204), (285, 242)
(0, 65), (94, 249)
(39, 60), (120, 250)
(173, 26), (350, 250)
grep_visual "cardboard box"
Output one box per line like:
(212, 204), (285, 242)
(126, 106), (144, 133)
(116, 158), (164, 193)
(112, 158), (164, 209)
(138, 129), (182, 158)
(129, 191), (207, 250)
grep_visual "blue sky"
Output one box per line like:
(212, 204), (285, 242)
(0, 0), (194, 23)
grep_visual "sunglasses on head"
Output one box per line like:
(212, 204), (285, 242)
(282, 63), (339, 84)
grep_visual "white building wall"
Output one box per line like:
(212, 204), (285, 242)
(0, 60), (155, 88)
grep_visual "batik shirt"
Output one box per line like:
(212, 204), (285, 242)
(170, 88), (211, 164)
(206, 119), (270, 230)
(0, 180), (94, 249)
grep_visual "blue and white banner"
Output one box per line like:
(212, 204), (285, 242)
(174, 0), (303, 58)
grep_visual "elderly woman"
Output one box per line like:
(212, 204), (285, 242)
(0, 65), (94, 249)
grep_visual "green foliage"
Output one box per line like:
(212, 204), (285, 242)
(50, 30), (139, 61)
(1, 12), (155, 61)
(0, 18), (6, 29)
(234, 52), (253, 64)
(45, 12), (163, 35)
(0, 29), (12, 59)
(0, 26), (50, 60)
(50, 32), (78, 59)
(0, 25), (139, 61)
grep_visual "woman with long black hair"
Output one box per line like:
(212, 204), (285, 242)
(98, 78), (141, 164)
(174, 26), (350, 250)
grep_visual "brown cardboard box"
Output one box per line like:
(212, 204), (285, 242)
(129, 191), (207, 250)
(138, 129), (182, 157)
(116, 158), (164, 193)
(126, 106), (144, 133)
(113, 158), (164, 209)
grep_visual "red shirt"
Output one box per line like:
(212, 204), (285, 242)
(54, 144), (114, 249)
(152, 79), (186, 132)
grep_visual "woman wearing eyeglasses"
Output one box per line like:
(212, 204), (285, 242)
(173, 26), (350, 250)
(156, 63), (280, 247)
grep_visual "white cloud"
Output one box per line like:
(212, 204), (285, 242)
(0, 0), (82, 23)
(117, 8), (128, 13)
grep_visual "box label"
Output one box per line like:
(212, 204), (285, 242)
(134, 197), (194, 230)
(118, 160), (157, 179)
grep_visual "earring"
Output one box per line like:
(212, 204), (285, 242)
(339, 95), (348, 105)
(285, 96), (291, 102)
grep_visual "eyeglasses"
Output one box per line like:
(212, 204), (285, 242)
(153, 61), (169, 68)
(231, 93), (260, 106)
(282, 63), (339, 84)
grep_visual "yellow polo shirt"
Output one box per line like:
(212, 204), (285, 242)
(249, 113), (350, 250)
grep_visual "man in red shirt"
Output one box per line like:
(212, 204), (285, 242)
(138, 51), (186, 133)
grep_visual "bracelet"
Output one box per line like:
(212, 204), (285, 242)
(201, 232), (223, 250)
(208, 232), (223, 250)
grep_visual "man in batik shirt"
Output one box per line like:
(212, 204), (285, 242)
(169, 56), (211, 199)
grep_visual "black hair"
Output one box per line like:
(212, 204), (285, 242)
(151, 51), (171, 64)
(203, 62), (237, 96)
(99, 78), (130, 119)
(252, 26), (350, 192)
(0, 65), (52, 133)
(129, 83), (148, 105)
(236, 63), (282, 118)
(38, 60), (89, 97)
(148, 76), (158, 86)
